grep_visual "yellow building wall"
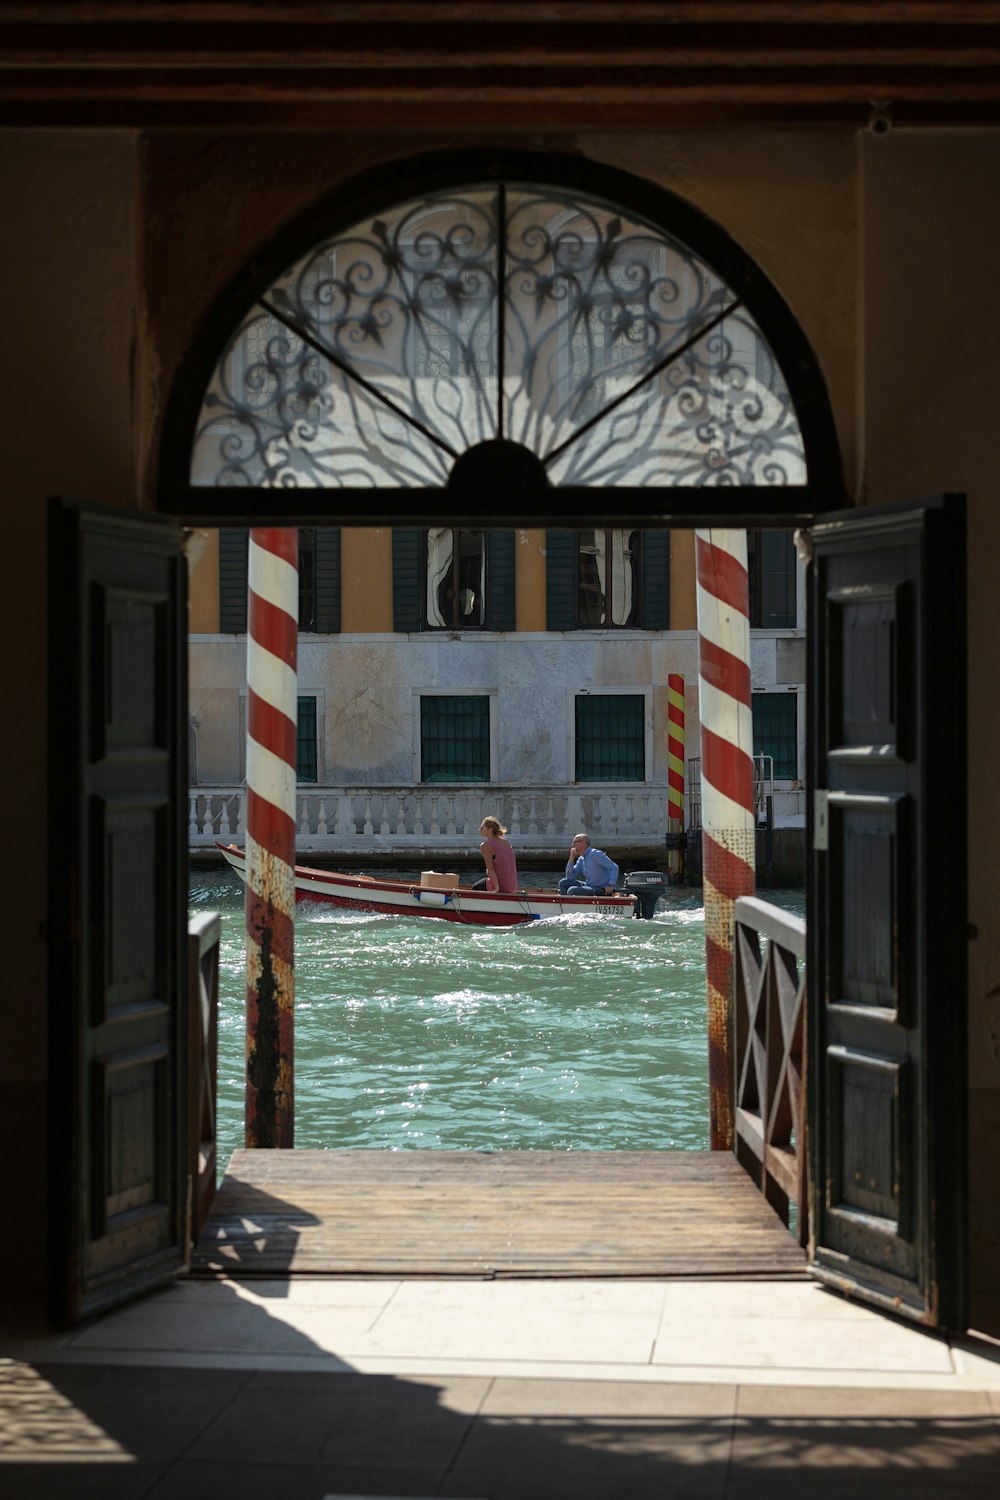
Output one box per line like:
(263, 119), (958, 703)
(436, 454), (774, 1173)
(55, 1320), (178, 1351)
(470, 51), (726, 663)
(341, 529), (393, 632)
(187, 529), (220, 633)
(515, 528), (548, 632)
(669, 531), (697, 631)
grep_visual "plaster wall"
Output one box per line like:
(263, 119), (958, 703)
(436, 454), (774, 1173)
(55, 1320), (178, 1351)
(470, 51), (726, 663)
(860, 130), (1000, 1329)
(188, 627), (796, 795)
(0, 130), (141, 1284)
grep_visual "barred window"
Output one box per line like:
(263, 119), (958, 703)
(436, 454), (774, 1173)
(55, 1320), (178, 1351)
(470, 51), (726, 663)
(575, 694), (645, 781)
(297, 696), (318, 783)
(421, 695), (490, 782)
(752, 692), (798, 779)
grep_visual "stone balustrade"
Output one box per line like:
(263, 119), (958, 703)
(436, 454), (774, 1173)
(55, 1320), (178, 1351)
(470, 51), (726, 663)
(189, 784), (672, 861)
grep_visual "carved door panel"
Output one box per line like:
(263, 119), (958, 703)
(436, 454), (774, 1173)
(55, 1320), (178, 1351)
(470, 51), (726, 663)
(48, 500), (188, 1326)
(808, 496), (966, 1328)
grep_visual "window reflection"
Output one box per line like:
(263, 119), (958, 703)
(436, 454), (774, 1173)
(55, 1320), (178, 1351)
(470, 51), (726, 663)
(578, 529), (638, 627)
(427, 527), (486, 628)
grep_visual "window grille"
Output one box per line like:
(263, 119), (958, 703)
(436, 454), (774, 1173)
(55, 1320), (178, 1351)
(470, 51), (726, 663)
(421, 696), (490, 782)
(752, 692), (797, 779)
(189, 183), (807, 493)
(575, 694), (645, 781)
(296, 696), (318, 782)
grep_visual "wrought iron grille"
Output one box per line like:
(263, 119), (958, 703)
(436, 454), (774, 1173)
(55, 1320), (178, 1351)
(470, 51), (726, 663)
(191, 183), (807, 492)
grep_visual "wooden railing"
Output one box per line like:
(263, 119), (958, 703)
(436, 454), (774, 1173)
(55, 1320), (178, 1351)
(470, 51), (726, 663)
(188, 784), (670, 857)
(733, 895), (808, 1246)
(187, 911), (220, 1254)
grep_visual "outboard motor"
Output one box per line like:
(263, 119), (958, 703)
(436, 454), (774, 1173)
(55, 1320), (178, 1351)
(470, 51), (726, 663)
(623, 869), (665, 919)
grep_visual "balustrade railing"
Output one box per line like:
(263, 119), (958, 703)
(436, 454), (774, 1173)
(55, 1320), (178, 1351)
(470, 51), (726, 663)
(687, 755), (775, 829)
(733, 895), (808, 1246)
(189, 784), (670, 856)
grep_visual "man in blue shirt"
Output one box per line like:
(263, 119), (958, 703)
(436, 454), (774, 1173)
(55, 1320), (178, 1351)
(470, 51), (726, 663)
(558, 832), (620, 896)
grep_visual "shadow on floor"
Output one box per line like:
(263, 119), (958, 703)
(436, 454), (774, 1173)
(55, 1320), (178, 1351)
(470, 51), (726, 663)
(2, 1356), (999, 1500)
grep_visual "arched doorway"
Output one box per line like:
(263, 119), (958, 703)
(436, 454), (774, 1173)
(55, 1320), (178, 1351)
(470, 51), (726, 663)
(165, 148), (839, 1267)
(48, 149), (971, 1326)
(166, 145), (837, 1172)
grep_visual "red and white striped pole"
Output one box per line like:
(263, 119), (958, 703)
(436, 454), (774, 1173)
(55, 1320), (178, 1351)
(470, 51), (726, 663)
(245, 528), (298, 1149)
(695, 528), (756, 1150)
(667, 673), (685, 880)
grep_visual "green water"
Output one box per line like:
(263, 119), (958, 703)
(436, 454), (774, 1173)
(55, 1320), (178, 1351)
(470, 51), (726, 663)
(189, 868), (804, 1165)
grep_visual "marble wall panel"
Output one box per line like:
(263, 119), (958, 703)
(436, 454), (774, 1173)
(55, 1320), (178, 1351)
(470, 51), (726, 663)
(750, 636), (778, 688)
(776, 636), (807, 684)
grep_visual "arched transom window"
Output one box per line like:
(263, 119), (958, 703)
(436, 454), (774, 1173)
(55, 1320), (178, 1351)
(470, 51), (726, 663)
(189, 180), (812, 500)
(163, 155), (842, 522)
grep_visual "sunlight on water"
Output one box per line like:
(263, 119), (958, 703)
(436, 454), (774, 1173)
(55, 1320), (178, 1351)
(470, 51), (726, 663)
(189, 868), (804, 1165)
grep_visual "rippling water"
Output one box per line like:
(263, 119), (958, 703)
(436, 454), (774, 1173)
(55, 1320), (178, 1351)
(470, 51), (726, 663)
(189, 868), (804, 1167)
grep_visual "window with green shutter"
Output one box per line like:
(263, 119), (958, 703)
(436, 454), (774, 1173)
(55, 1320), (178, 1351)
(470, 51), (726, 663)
(748, 530), (796, 628)
(296, 695), (318, 783)
(547, 530), (669, 630)
(219, 527), (340, 634)
(752, 692), (798, 778)
(421, 696), (490, 782)
(394, 529), (514, 631)
(575, 694), (645, 781)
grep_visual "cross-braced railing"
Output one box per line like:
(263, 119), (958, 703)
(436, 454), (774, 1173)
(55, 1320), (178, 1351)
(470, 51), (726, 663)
(733, 895), (808, 1245)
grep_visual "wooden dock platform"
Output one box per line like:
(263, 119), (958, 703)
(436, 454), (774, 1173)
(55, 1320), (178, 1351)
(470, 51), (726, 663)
(191, 1149), (807, 1279)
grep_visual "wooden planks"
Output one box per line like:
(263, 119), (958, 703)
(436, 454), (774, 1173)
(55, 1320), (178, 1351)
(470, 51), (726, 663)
(190, 1149), (808, 1279)
(5, 5), (1000, 128)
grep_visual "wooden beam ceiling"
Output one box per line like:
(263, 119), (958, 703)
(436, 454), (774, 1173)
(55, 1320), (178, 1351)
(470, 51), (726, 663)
(2, 1), (1000, 130)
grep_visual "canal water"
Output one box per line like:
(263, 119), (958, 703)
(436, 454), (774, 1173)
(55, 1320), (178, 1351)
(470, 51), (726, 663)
(189, 868), (804, 1170)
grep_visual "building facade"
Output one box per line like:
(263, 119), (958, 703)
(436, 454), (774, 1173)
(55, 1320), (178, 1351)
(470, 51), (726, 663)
(187, 522), (806, 862)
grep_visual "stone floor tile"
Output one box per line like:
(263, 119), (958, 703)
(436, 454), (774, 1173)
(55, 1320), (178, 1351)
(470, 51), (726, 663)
(244, 1369), (491, 1414)
(143, 1460), (444, 1500)
(481, 1375), (737, 1417)
(386, 1278), (668, 1317)
(443, 1451), (728, 1500)
(726, 1479), (997, 1499)
(354, 1301), (660, 1364)
(657, 1279), (859, 1322)
(454, 1410), (733, 1483)
(225, 1277), (402, 1309)
(735, 1385), (995, 1418)
(728, 1385), (1000, 1494)
(0, 1459), (173, 1500)
(0, 1361), (249, 1461)
(68, 1297), (374, 1358)
(652, 1309), (954, 1374)
(186, 1371), (479, 1468)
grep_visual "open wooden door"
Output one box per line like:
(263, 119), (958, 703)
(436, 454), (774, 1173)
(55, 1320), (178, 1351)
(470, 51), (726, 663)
(808, 495), (967, 1328)
(48, 499), (188, 1326)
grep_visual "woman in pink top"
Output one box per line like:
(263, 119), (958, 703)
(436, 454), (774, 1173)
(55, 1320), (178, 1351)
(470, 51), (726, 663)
(478, 816), (519, 893)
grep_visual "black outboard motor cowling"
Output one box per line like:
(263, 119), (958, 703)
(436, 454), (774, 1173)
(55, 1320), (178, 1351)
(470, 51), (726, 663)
(623, 870), (665, 919)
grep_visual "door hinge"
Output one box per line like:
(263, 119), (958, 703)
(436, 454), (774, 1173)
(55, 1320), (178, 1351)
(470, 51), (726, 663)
(814, 789), (829, 851)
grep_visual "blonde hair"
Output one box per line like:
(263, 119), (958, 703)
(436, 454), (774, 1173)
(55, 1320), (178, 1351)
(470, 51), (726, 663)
(480, 815), (508, 838)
